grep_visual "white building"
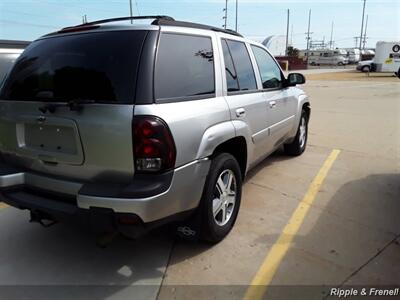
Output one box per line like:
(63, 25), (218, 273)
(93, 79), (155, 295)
(261, 35), (287, 56)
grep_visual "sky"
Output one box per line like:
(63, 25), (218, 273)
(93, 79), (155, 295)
(0, 0), (399, 49)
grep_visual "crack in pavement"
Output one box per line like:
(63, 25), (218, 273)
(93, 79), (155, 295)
(331, 233), (400, 295)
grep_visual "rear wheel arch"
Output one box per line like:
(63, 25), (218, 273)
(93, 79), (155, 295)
(212, 136), (247, 179)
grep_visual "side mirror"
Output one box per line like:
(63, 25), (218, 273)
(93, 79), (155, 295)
(286, 73), (306, 86)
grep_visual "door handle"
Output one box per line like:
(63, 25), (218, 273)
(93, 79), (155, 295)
(236, 108), (246, 118)
(269, 101), (277, 108)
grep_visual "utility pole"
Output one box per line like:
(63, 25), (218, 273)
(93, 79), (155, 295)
(305, 9), (312, 62)
(354, 37), (359, 48)
(223, 0), (228, 29)
(290, 24), (293, 46)
(359, 0), (366, 50)
(235, 0), (238, 31)
(285, 9), (290, 56)
(329, 21), (334, 49)
(363, 14), (368, 49)
(129, 0), (133, 24)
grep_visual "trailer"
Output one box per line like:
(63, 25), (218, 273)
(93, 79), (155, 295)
(300, 49), (348, 66)
(371, 41), (400, 77)
(344, 48), (361, 64)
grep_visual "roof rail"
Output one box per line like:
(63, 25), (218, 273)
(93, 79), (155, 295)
(154, 19), (243, 38)
(60, 15), (175, 31)
(58, 15), (243, 38)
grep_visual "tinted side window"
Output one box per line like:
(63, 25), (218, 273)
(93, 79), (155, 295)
(221, 40), (239, 92)
(251, 45), (282, 89)
(155, 33), (215, 100)
(225, 40), (257, 91)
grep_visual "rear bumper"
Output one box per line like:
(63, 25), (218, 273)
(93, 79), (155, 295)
(0, 159), (210, 224)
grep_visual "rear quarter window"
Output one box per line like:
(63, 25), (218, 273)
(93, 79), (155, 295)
(154, 33), (215, 101)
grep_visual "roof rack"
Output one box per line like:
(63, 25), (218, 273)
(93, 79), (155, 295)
(60, 15), (175, 31)
(154, 19), (243, 38)
(59, 15), (243, 38)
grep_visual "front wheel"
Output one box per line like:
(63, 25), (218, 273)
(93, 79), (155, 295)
(284, 109), (308, 156)
(199, 153), (242, 243)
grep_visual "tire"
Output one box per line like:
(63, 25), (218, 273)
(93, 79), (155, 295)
(310, 62), (316, 66)
(337, 62), (344, 66)
(284, 109), (308, 156)
(199, 153), (242, 243)
(361, 65), (370, 72)
(397, 68), (400, 79)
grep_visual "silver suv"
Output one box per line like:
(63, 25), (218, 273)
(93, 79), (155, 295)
(0, 16), (310, 242)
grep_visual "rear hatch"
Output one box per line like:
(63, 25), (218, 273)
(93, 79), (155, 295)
(0, 29), (149, 183)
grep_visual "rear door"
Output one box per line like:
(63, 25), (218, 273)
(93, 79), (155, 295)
(0, 30), (148, 183)
(250, 45), (297, 148)
(220, 38), (269, 163)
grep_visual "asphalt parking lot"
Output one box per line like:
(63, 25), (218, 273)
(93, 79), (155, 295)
(0, 70), (399, 300)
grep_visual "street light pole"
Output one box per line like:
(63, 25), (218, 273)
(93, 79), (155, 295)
(129, 0), (133, 24)
(235, 0), (238, 32)
(359, 0), (366, 50)
(306, 9), (312, 62)
(285, 9), (290, 56)
(363, 14), (368, 49)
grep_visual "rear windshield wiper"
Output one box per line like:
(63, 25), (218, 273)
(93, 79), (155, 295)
(38, 99), (96, 114)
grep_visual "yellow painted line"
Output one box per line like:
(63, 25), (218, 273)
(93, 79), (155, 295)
(244, 149), (341, 300)
(0, 202), (9, 209)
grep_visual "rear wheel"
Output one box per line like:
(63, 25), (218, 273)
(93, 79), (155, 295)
(284, 109), (308, 156)
(361, 65), (370, 72)
(337, 62), (344, 66)
(199, 153), (242, 243)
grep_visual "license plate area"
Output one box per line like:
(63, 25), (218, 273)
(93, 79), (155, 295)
(16, 115), (84, 165)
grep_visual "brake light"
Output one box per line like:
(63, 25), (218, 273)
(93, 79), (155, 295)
(58, 25), (100, 34)
(132, 116), (176, 173)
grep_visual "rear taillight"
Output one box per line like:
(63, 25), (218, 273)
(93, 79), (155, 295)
(132, 116), (176, 173)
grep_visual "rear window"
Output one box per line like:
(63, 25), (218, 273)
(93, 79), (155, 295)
(0, 31), (147, 104)
(155, 33), (215, 101)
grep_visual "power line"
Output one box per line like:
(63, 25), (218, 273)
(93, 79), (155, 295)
(0, 19), (58, 29)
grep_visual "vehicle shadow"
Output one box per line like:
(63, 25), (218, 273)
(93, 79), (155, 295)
(244, 147), (294, 184)
(251, 173), (400, 300)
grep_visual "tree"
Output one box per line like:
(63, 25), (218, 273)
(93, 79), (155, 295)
(287, 46), (300, 57)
